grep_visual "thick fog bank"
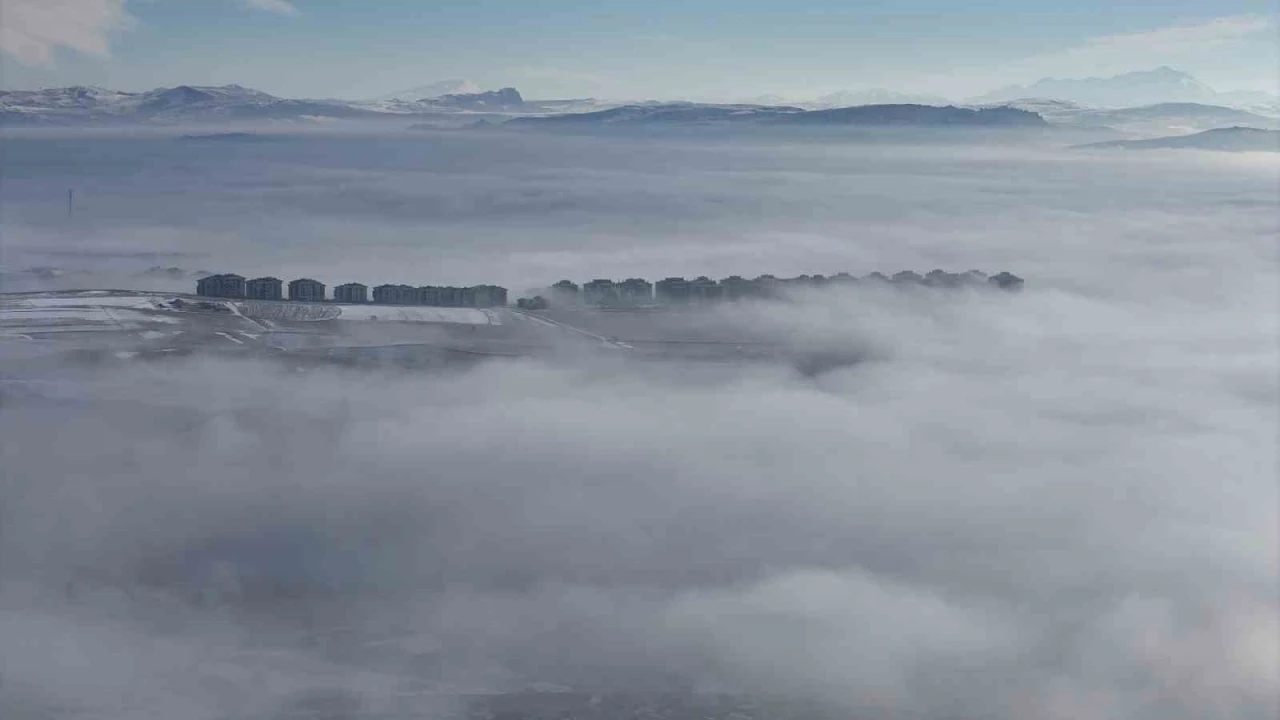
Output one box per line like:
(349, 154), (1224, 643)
(0, 132), (1276, 718)
(3, 276), (1277, 718)
(2, 130), (1275, 295)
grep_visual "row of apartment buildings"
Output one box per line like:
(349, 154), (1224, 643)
(194, 274), (508, 308)
(368, 284), (508, 308)
(545, 270), (1023, 306)
(195, 269), (1022, 309)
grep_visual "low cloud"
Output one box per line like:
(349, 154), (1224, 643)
(0, 130), (1275, 718)
(1004, 14), (1275, 84)
(0, 0), (132, 66)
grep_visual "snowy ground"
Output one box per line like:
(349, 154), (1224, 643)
(235, 300), (497, 325)
(0, 296), (182, 335)
(0, 289), (831, 369)
(331, 304), (497, 325)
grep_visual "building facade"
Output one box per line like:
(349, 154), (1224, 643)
(689, 276), (722, 303)
(718, 275), (752, 300)
(195, 275), (218, 297)
(437, 286), (462, 307)
(617, 278), (653, 303)
(655, 277), (691, 304)
(245, 277), (283, 300)
(373, 284), (418, 304)
(196, 273), (246, 298)
(333, 283), (368, 303)
(288, 278), (326, 302)
(418, 286), (441, 306)
(582, 279), (617, 306)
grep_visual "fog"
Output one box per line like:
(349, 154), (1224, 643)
(0, 128), (1276, 719)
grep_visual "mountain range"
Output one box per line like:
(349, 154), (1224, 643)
(974, 67), (1278, 112)
(3, 68), (1276, 137)
(505, 103), (1046, 128)
(0, 84), (374, 125)
(0, 84), (606, 126)
(982, 99), (1280, 136)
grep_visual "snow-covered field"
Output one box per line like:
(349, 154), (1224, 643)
(18, 294), (179, 310)
(235, 300), (495, 325)
(236, 301), (341, 322)
(1, 307), (131, 333)
(1, 292), (195, 336)
(333, 304), (496, 325)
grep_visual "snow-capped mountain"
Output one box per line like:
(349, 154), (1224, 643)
(978, 98), (1280, 136)
(376, 79), (481, 101)
(0, 82), (626, 126)
(428, 87), (525, 110)
(0, 85), (135, 112)
(5, 78), (1270, 136)
(972, 67), (1275, 110)
(0, 84), (373, 125)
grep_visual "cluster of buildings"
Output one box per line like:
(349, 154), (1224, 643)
(532, 269), (1023, 308)
(196, 269), (1023, 311)
(195, 274), (509, 308)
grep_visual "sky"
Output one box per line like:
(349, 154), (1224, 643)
(0, 0), (1276, 100)
(1, 131), (1277, 718)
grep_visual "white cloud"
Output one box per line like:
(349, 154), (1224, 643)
(0, 0), (299, 68)
(237, 0), (299, 16)
(0, 0), (132, 66)
(1009, 14), (1275, 81)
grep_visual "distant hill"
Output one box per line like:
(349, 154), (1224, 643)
(775, 104), (1045, 127)
(1074, 126), (1280, 152)
(506, 102), (1044, 128)
(974, 67), (1279, 112)
(425, 87), (525, 110)
(0, 83), (564, 125)
(977, 67), (1213, 107)
(0, 84), (374, 125)
(178, 132), (274, 142)
(978, 100), (1279, 137)
(505, 102), (805, 127)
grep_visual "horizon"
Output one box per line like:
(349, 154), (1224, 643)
(1, 2), (1275, 101)
(3, 65), (1275, 107)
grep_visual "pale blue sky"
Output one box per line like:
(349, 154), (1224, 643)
(1, 0), (1276, 100)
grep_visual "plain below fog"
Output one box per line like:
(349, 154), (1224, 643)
(0, 128), (1277, 719)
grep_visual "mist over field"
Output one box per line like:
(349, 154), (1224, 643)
(1, 128), (1277, 719)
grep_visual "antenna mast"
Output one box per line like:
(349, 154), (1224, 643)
(68, 188), (74, 218)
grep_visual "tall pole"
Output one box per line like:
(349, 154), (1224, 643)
(68, 188), (73, 219)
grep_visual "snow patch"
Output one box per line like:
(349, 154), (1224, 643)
(335, 304), (493, 325)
